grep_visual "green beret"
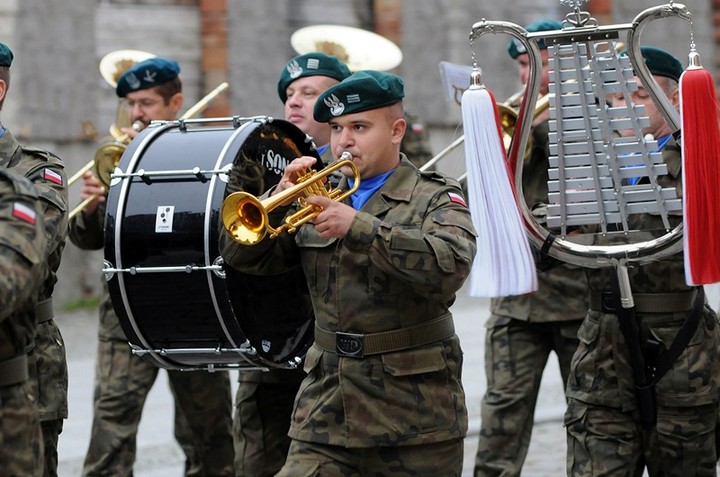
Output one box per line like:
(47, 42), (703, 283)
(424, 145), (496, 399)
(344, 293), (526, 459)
(116, 57), (180, 97)
(313, 70), (404, 123)
(621, 46), (683, 83)
(277, 52), (351, 103)
(0, 43), (14, 67)
(508, 19), (562, 59)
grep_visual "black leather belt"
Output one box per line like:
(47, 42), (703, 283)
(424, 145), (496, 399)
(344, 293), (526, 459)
(314, 313), (455, 358)
(36, 297), (54, 323)
(590, 290), (698, 314)
(0, 354), (29, 388)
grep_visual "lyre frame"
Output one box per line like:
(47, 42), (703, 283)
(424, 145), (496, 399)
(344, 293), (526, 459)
(468, 2), (692, 271)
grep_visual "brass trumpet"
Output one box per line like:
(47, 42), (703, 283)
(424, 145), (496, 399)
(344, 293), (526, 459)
(222, 152), (359, 245)
(419, 90), (548, 180)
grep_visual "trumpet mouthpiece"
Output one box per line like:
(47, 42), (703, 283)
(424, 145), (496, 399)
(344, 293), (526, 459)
(340, 151), (352, 161)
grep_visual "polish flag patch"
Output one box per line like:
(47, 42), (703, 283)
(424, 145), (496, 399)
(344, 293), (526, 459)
(12, 202), (37, 225)
(448, 192), (467, 207)
(43, 168), (63, 185)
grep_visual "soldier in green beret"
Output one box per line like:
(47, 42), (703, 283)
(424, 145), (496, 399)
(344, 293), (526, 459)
(565, 46), (720, 476)
(474, 19), (591, 477)
(230, 51), (350, 477)
(0, 41), (70, 477)
(0, 169), (47, 477)
(220, 70), (477, 475)
(70, 56), (235, 477)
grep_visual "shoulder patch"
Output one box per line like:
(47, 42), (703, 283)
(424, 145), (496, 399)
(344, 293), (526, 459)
(448, 191), (467, 207)
(12, 202), (37, 224)
(43, 168), (64, 186)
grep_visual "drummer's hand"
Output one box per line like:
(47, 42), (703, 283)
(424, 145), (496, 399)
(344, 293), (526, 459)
(307, 196), (356, 239)
(79, 170), (106, 216)
(272, 156), (317, 200)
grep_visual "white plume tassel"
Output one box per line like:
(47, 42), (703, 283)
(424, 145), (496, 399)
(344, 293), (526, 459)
(461, 71), (538, 297)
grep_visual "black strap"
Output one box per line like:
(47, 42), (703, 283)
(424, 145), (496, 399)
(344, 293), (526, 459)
(648, 287), (704, 384)
(0, 354), (29, 387)
(609, 270), (656, 427)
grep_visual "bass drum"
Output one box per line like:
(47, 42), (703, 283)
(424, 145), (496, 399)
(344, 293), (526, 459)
(103, 117), (318, 370)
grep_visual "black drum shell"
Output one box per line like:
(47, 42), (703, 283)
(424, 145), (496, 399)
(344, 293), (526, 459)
(104, 117), (318, 370)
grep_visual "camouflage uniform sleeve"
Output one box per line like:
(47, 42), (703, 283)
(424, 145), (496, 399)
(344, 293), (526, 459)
(12, 147), (68, 299)
(68, 203), (105, 250)
(344, 176), (477, 302)
(0, 170), (47, 321)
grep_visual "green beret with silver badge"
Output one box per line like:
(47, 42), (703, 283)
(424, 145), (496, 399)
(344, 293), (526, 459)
(621, 45), (683, 83)
(277, 52), (351, 103)
(313, 70), (405, 123)
(0, 42), (14, 67)
(116, 57), (180, 98)
(507, 19), (563, 59)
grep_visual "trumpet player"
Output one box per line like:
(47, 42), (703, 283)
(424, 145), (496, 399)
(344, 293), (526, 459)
(0, 42), (70, 477)
(69, 57), (234, 477)
(221, 70), (476, 476)
(474, 20), (591, 477)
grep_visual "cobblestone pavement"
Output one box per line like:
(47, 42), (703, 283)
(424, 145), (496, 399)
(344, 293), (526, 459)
(57, 283), (720, 476)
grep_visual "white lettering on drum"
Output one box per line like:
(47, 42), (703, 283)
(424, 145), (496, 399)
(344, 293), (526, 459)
(263, 149), (290, 176)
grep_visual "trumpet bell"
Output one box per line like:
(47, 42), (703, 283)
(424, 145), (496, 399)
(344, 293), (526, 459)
(291, 24), (402, 71)
(222, 192), (268, 245)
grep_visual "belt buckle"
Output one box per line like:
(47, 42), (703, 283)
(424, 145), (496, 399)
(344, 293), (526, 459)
(336, 331), (364, 358)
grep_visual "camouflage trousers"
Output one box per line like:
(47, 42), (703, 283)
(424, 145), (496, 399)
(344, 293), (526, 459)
(82, 339), (235, 477)
(28, 319), (68, 477)
(566, 400), (719, 476)
(475, 316), (582, 477)
(233, 369), (306, 477)
(0, 381), (44, 477)
(275, 438), (464, 477)
(41, 418), (63, 477)
(565, 307), (720, 476)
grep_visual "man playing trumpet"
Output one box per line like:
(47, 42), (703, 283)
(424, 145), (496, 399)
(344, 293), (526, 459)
(221, 70), (476, 476)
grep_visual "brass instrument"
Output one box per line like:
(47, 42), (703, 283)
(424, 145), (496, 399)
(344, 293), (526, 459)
(222, 152), (358, 245)
(419, 91), (549, 180)
(290, 25), (402, 71)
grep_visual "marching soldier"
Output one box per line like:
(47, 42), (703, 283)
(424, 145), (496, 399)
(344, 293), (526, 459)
(0, 41), (70, 477)
(565, 46), (720, 476)
(474, 19), (590, 477)
(0, 169), (48, 477)
(221, 70), (476, 476)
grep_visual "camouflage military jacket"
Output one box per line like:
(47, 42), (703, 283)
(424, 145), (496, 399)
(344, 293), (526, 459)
(0, 129), (68, 302)
(0, 169), (46, 361)
(491, 121), (589, 321)
(221, 156), (477, 447)
(0, 128), (69, 419)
